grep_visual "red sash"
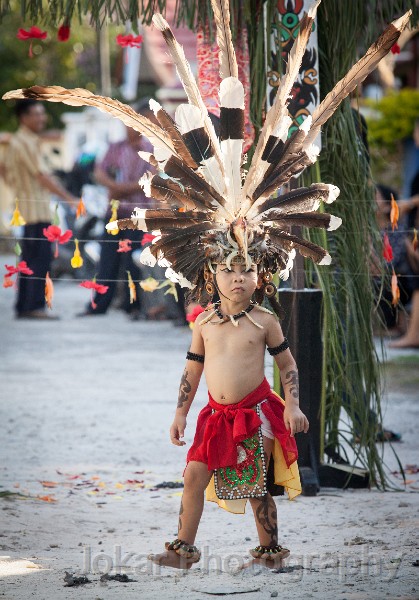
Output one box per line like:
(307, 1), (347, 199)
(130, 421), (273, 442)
(186, 378), (298, 471)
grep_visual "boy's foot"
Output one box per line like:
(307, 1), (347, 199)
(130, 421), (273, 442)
(148, 540), (201, 570)
(148, 549), (194, 570)
(249, 544), (290, 561)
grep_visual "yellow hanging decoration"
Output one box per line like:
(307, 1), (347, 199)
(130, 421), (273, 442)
(71, 239), (83, 268)
(127, 270), (137, 304)
(10, 201), (26, 226)
(107, 200), (120, 235)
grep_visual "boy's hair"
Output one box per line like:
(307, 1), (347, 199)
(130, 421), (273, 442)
(15, 99), (42, 119)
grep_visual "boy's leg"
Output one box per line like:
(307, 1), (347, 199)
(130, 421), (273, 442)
(149, 460), (213, 568)
(248, 436), (289, 560)
(249, 437), (278, 546)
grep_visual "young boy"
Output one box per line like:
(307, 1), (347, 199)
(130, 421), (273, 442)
(149, 260), (309, 569)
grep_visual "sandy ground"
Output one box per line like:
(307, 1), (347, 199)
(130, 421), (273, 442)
(1, 272), (419, 600)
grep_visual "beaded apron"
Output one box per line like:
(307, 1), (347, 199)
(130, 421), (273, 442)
(213, 404), (267, 501)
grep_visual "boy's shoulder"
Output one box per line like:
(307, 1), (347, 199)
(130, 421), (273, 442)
(252, 304), (279, 324)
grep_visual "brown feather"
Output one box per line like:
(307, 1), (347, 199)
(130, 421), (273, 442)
(2, 86), (176, 159)
(265, 211), (336, 230)
(304, 11), (411, 147)
(254, 184), (333, 217)
(210, 0), (238, 79)
(154, 106), (198, 169)
(269, 228), (328, 264)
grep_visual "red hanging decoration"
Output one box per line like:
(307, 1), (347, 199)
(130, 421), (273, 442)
(43, 225), (73, 258)
(382, 233), (393, 262)
(57, 24), (71, 42)
(116, 34), (143, 48)
(17, 26), (47, 58)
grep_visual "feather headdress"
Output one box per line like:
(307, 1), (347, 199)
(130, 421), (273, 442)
(3, 1), (411, 304)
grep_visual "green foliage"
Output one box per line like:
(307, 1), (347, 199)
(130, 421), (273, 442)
(366, 89), (419, 152)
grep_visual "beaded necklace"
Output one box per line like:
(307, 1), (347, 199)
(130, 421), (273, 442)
(214, 302), (254, 323)
(199, 301), (273, 329)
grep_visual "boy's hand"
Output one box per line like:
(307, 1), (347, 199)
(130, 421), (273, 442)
(283, 405), (309, 437)
(170, 415), (187, 446)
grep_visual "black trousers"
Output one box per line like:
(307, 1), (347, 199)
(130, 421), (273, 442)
(87, 227), (144, 314)
(16, 222), (52, 315)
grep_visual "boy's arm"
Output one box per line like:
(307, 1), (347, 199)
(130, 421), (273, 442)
(266, 317), (309, 437)
(170, 318), (205, 446)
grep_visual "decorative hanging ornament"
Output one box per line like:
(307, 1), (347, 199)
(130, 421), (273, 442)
(76, 198), (86, 219)
(390, 194), (399, 231)
(391, 268), (400, 306)
(43, 225), (73, 258)
(107, 200), (119, 235)
(71, 239), (83, 268)
(17, 26), (47, 58)
(79, 278), (109, 310)
(117, 239), (132, 253)
(382, 233), (393, 263)
(116, 34), (143, 48)
(127, 271), (137, 304)
(57, 23), (71, 42)
(10, 201), (26, 226)
(45, 272), (54, 308)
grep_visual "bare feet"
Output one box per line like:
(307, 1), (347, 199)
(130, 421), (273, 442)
(147, 549), (196, 570)
(388, 336), (419, 349)
(240, 553), (290, 570)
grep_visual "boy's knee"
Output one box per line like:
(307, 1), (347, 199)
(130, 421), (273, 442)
(183, 462), (211, 491)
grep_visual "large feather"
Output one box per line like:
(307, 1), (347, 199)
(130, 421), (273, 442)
(269, 228), (331, 265)
(240, 0), (321, 207)
(219, 77), (244, 213)
(175, 104), (225, 195)
(264, 211), (342, 231)
(250, 183), (339, 220)
(152, 14), (226, 186)
(149, 99), (198, 169)
(164, 156), (228, 213)
(303, 10), (411, 147)
(2, 86), (177, 160)
(210, 0), (238, 79)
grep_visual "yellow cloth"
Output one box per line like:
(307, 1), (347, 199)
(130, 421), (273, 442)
(4, 125), (51, 224)
(205, 396), (302, 514)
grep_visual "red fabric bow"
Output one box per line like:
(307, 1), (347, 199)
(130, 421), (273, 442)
(391, 43), (401, 54)
(116, 34), (143, 48)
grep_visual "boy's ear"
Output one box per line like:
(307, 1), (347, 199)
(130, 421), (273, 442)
(256, 274), (264, 289)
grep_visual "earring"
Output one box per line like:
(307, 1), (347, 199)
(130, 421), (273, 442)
(264, 282), (277, 298)
(205, 281), (215, 296)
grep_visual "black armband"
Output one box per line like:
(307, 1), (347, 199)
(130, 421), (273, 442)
(186, 351), (205, 363)
(267, 338), (289, 355)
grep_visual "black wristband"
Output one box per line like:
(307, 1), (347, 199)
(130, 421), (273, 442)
(186, 351), (205, 363)
(267, 338), (289, 355)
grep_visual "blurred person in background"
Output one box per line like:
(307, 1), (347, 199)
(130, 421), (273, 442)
(1, 99), (78, 319)
(77, 101), (153, 320)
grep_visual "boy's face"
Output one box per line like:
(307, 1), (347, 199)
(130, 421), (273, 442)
(214, 262), (260, 301)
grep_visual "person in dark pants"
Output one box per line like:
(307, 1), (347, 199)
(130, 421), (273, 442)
(2, 100), (78, 319)
(78, 117), (153, 318)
